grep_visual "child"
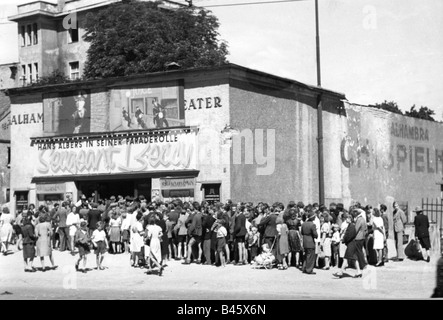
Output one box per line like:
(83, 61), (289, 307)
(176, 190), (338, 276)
(331, 224), (341, 268)
(254, 243), (275, 266)
(320, 216), (332, 270)
(212, 219), (228, 267)
(120, 211), (131, 254)
(91, 221), (108, 270)
(247, 226), (260, 263)
(74, 221), (91, 273)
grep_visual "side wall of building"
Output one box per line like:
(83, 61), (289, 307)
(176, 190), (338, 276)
(229, 83), (322, 205)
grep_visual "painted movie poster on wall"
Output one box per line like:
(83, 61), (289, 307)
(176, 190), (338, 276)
(43, 90), (91, 135)
(110, 81), (184, 132)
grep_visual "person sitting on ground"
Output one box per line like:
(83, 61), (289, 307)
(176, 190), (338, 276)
(253, 243), (275, 266)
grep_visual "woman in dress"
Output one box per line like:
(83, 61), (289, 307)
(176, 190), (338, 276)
(130, 211), (145, 267)
(334, 211), (362, 278)
(372, 208), (386, 267)
(109, 211), (122, 254)
(338, 211), (350, 267)
(145, 216), (165, 275)
(21, 216), (36, 272)
(320, 215), (332, 270)
(284, 208), (303, 268)
(276, 221), (289, 270)
(0, 207), (14, 255)
(66, 206), (80, 255)
(35, 215), (57, 271)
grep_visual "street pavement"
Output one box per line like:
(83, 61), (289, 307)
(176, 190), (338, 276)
(0, 245), (438, 300)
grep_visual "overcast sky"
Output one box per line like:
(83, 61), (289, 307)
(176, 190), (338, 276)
(1, 0), (442, 119)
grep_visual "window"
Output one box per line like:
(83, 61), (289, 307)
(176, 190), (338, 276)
(68, 20), (79, 43)
(69, 61), (79, 79)
(28, 64), (33, 83)
(21, 65), (26, 85)
(33, 23), (38, 45)
(34, 63), (39, 82)
(27, 25), (32, 46)
(20, 26), (25, 47)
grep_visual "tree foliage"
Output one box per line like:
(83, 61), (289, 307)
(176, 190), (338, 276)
(372, 100), (403, 115)
(405, 104), (435, 121)
(371, 100), (437, 122)
(83, 0), (229, 79)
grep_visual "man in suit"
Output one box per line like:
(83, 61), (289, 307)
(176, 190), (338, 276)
(380, 204), (390, 263)
(202, 208), (216, 265)
(393, 201), (407, 261)
(413, 206), (431, 262)
(54, 202), (70, 252)
(301, 210), (318, 274)
(183, 204), (203, 264)
(234, 206), (247, 265)
(257, 207), (279, 256)
(87, 203), (102, 237)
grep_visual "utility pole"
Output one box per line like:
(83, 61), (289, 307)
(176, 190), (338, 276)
(315, 0), (325, 205)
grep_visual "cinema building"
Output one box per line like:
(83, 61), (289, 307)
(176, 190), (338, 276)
(7, 64), (443, 219)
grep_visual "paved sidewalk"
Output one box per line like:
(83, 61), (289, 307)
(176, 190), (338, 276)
(0, 246), (438, 300)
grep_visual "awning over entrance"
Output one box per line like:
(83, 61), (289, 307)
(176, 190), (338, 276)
(31, 169), (200, 183)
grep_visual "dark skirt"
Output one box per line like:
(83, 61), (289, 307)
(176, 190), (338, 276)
(23, 243), (35, 260)
(419, 237), (431, 250)
(78, 243), (90, 256)
(94, 241), (107, 255)
(288, 230), (302, 252)
(344, 240), (358, 261)
(122, 230), (130, 242)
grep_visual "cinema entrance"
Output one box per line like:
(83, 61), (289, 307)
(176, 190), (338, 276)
(77, 178), (152, 202)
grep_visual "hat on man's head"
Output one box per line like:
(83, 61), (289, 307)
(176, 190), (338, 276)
(297, 201), (305, 209)
(413, 206), (423, 213)
(91, 202), (98, 208)
(110, 196), (116, 201)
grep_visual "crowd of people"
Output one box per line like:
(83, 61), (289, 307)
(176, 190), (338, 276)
(0, 195), (432, 277)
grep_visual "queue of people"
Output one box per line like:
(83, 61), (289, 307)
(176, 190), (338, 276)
(0, 196), (432, 277)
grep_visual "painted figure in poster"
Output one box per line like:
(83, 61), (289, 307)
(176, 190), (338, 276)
(122, 108), (132, 128)
(135, 107), (147, 129)
(152, 98), (169, 128)
(72, 91), (89, 134)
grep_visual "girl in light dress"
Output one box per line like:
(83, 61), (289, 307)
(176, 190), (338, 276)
(320, 215), (332, 270)
(91, 221), (108, 270)
(0, 207), (14, 255)
(109, 211), (122, 254)
(66, 206), (80, 255)
(145, 217), (165, 276)
(130, 211), (145, 267)
(372, 208), (386, 267)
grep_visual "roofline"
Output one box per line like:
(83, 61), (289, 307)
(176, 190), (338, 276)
(0, 62), (19, 67)
(6, 63), (346, 99)
(9, 0), (186, 21)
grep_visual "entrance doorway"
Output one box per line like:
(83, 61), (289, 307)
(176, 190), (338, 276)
(76, 179), (152, 202)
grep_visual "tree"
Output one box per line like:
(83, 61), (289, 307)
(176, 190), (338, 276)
(83, 0), (229, 79)
(371, 100), (403, 115)
(405, 104), (436, 121)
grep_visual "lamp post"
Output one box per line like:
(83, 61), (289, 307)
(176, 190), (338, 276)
(315, 0), (325, 205)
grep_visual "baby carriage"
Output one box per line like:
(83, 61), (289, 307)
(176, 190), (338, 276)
(251, 238), (277, 270)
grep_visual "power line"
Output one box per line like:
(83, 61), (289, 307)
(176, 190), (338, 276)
(195, 0), (309, 8)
